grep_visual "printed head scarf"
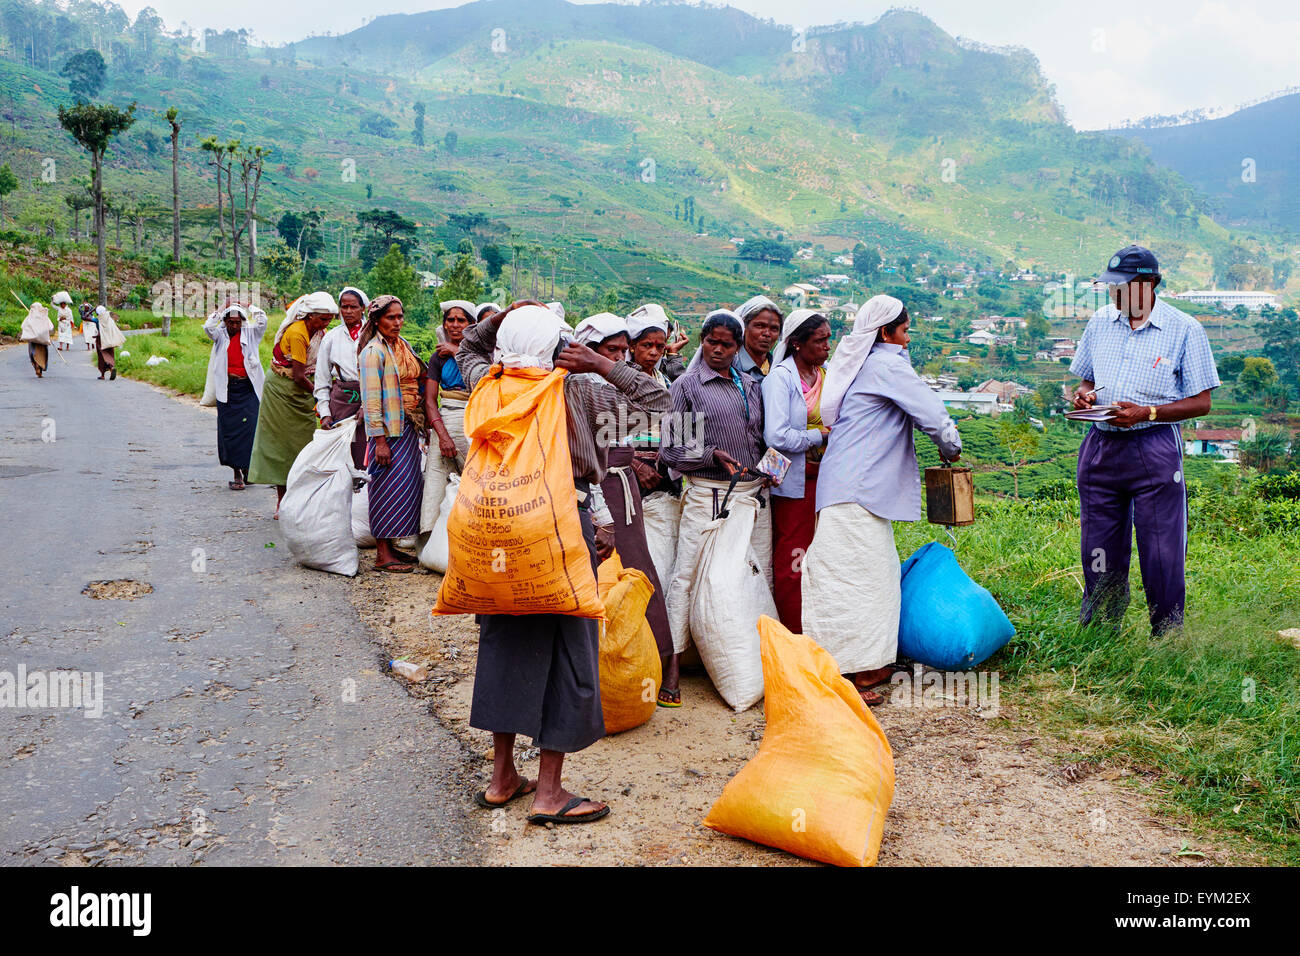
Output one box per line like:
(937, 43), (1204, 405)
(79, 303), (94, 320)
(820, 294), (904, 426)
(495, 304), (569, 370)
(573, 312), (628, 347)
(627, 303), (670, 341)
(770, 308), (827, 368)
(737, 294), (782, 325)
(338, 286), (370, 310)
(358, 295), (403, 352)
(440, 299), (476, 322)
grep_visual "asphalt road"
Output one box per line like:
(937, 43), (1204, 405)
(0, 341), (481, 865)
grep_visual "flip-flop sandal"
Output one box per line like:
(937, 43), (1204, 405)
(854, 668), (895, 690)
(858, 687), (886, 706)
(228, 481), (245, 491)
(657, 687), (682, 708)
(473, 778), (536, 809)
(527, 796), (610, 826)
(375, 561), (414, 573)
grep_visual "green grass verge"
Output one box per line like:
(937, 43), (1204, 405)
(896, 494), (1300, 864)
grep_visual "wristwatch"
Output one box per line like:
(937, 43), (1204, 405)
(1148, 405), (1158, 422)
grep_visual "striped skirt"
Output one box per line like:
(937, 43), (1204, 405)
(366, 419), (423, 540)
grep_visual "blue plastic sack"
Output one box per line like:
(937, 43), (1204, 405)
(898, 542), (1014, 670)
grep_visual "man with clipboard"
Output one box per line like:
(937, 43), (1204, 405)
(1069, 245), (1221, 636)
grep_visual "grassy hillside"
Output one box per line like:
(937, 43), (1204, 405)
(0, 0), (1292, 315)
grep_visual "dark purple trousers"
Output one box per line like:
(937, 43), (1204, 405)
(1077, 424), (1187, 635)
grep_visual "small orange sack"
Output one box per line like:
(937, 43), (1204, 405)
(596, 552), (662, 734)
(433, 366), (602, 618)
(703, 615), (895, 867)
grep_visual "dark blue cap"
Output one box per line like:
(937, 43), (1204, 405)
(1097, 244), (1161, 284)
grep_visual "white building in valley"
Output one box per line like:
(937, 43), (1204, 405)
(1165, 290), (1278, 311)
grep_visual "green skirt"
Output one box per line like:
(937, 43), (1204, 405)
(247, 371), (318, 486)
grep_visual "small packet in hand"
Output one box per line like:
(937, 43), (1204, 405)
(756, 447), (792, 486)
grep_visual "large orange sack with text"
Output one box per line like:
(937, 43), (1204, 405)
(433, 366), (602, 618)
(597, 553), (662, 733)
(703, 616), (895, 867)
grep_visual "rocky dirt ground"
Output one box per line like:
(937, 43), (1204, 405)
(349, 555), (1246, 867)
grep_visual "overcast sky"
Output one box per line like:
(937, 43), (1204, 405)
(117, 0), (1300, 130)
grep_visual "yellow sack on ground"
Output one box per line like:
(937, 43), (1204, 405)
(703, 615), (895, 867)
(433, 366), (602, 618)
(596, 553), (662, 733)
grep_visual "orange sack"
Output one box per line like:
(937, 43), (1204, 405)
(433, 366), (602, 618)
(596, 552), (662, 734)
(703, 615), (895, 867)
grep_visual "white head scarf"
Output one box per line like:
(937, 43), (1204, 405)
(276, 291), (338, 346)
(627, 303), (670, 341)
(821, 294), (904, 426)
(573, 312), (628, 347)
(770, 308), (827, 368)
(95, 305), (111, 320)
(546, 301), (566, 321)
(737, 294), (782, 325)
(440, 299), (476, 321)
(476, 302), (502, 320)
(220, 304), (249, 320)
(494, 304), (569, 370)
(338, 286), (370, 310)
(686, 308), (743, 372)
(51, 291), (72, 306)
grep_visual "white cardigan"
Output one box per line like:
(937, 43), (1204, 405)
(201, 307), (268, 405)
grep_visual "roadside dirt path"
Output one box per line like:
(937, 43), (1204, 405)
(351, 559), (1243, 867)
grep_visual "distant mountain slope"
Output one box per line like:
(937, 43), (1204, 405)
(0, 0), (1291, 305)
(1112, 92), (1300, 233)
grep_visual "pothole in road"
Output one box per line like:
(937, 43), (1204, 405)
(83, 579), (154, 600)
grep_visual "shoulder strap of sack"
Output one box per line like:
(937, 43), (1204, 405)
(717, 467), (763, 519)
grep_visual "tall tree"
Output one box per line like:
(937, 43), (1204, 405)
(232, 144), (268, 277)
(199, 136), (230, 259)
(0, 163), (17, 224)
(60, 49), (106, 102)
(165, 106), (181, 268)
(57, 101), (137, 305)
(412, 100), (425, 146)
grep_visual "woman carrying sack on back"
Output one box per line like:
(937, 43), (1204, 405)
(761, 309), (833, 633)
(657, 309), (770, 708)
(419, 299), (475, 540)
(574, 312), (675, 675)
(359, 295), (426, 573)
(90, 305), (124, 380)
(802, 296), (963, 705)
(247, 292), (337, 515)
(454, 301), (671, 825)
(20, 302), (54, 378)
